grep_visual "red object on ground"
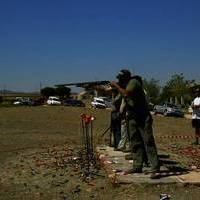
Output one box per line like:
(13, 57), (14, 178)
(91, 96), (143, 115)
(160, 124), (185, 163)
(81, 114), (95, 124)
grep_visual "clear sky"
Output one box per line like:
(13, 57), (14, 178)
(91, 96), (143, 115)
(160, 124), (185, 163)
(0, 0), (200, 92)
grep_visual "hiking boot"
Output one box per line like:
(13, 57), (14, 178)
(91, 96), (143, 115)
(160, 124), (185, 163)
(114, 148), (122, 151)
(122, 148), (131, 153)
(125, 154), (132, 160)
(150, 171), (161, 179)
(124, 168), (142, 175)
(191, 141), (199, 145)
(143, 162), (150, 167)
(117, 147), (125, 151)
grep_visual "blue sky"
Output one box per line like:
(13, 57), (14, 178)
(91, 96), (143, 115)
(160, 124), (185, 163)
(0, 0), (200, 92)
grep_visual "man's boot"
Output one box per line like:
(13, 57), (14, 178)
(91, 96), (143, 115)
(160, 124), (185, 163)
(122, 148), (131, 153)
(192, 137), (199, 145)
(125, 154), (132, 160)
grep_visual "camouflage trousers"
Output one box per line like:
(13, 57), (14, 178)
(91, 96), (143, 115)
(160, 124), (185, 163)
(117, 119), (130, 150)
(128, 114), (159, 171)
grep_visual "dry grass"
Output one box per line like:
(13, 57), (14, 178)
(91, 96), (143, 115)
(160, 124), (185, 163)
(0, 106), (200, 199)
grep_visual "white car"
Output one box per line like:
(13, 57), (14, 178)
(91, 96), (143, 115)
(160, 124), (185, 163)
(13, 101), (22, 105)
(91, 97), (106, 109)
(47, 96), (61, 105)
(98, 97), (112, 108)
(91, 97), (112, 109)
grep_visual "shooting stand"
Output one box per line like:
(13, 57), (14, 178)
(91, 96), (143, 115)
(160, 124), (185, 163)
(79, 114), (97, 181)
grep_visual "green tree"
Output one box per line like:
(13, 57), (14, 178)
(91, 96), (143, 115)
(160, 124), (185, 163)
(55, 86), (71, 100)
(143, 78), (161, 104)
(40, 87), (56, 98)
(160, 74), (193, 105)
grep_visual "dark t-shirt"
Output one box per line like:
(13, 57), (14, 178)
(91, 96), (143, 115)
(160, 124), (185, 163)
(125, 78), (149, 124)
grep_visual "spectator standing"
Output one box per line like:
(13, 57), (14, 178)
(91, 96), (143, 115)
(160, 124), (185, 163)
(191, 88), (200, 145)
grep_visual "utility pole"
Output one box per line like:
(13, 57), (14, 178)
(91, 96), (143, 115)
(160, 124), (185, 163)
(0, 84), (2, 98)
(39, 81), (42, 95)
(3, 84), (6, 96)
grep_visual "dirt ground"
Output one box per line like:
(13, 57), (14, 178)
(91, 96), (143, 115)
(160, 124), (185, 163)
(0, 106), (200, 200)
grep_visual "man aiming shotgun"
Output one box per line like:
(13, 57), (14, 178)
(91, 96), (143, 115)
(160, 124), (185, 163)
(110, 69), (160, 179)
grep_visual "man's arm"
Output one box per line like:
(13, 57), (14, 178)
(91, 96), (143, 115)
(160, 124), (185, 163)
(91, 85), (113, 95)
(111, 79), (141, 97)
(110, 81), (130, 96)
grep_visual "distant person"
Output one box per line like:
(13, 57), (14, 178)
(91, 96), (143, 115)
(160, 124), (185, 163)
(191, 88), (200, 145)
(110, 69), (160, 178)
(110, 89), (122, 150)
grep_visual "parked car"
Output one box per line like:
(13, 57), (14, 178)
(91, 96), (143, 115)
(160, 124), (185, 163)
(13, 97), (23, 105)
(63, 99), (85, 107)
(47, 96), (61, 105)
(27, 98), (45, 106)
(13, 97), (33, 106)
(97, 97), (112, 108)
(153, 102), (184, 117)
(91, 97), (107, 109)
(13, 97), (46, 106)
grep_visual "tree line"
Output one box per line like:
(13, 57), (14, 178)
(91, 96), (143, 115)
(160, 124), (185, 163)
(41, 86), (71, 100)
(143, 73), (196, 106)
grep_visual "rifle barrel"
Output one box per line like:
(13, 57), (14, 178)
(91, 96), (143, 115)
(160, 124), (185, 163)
(55, 80), (110, 87)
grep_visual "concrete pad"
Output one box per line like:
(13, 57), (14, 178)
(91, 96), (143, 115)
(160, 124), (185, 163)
(177, 172), (200, 185)
(97, 145), (200, 185)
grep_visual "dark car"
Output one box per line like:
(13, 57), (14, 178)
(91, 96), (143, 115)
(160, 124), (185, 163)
(153, 102), (184, 117)
(28, 98), (45, 106)
(63, 99), (85, 107)
(13, 97), (45, 106)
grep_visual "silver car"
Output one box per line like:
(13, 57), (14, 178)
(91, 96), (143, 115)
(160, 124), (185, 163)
(153, 102), (184, 117)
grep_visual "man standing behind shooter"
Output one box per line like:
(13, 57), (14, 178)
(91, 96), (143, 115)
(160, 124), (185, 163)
(110, 69), (160, 178)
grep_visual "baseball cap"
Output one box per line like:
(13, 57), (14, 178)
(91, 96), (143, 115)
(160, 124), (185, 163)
(116, 69), (131, 80)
